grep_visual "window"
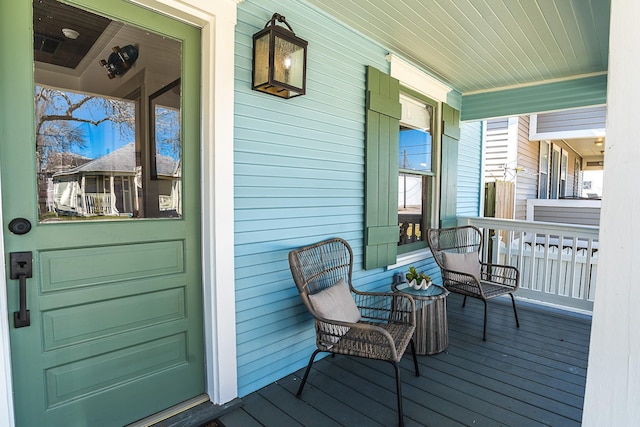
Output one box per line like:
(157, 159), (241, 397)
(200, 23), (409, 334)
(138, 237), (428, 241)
(560, 150), (568, 197)
(550, 144), (561, 199)
(538, 140), (550, 199)
(398, 93), (435, 252)
(34, 8), (183, 222)
(539, 141), (572, 199)
(363, 66), (457, 270)
(573, 158), (582, 197)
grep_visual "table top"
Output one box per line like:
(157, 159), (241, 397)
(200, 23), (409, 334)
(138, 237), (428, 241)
(393, 282), (448, 300)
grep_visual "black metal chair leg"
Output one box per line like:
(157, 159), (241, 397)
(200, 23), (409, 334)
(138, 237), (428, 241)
(410, 339), (420, 377)
(482, 300), (488, 341)
(296, 349), (321, 397)
(391, 361), (404, 427)
(510, 293), (520, 327)
(462, 295), (467, 308)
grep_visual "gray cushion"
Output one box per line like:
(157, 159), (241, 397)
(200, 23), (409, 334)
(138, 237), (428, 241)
(442, 251), (481, 280)
(308, 278), (361, 323)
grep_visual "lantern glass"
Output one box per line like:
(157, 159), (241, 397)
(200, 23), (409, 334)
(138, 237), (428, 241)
(273, 35), (305, 89)
(253, 33), (270, 88)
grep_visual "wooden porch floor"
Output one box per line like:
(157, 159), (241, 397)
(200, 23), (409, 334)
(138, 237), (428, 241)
(218, 293), (591, 427)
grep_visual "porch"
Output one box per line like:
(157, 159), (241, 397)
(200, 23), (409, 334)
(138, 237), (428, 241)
(215, 293), (590, 426)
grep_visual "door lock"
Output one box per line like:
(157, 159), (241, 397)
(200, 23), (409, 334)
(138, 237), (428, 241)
(10, 252), (32, 328)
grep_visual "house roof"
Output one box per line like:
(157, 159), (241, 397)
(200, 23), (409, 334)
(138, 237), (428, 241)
(307, 0), (610, 96)
(53, 142), (179, 177)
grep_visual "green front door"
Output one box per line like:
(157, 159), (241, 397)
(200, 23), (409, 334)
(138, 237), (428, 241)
(1, 1), (204, 426)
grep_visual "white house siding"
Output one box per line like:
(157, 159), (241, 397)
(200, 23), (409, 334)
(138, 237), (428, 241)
(514, 116), (539, 220)
(535, 105), (606, 134)
(458, 121), (482, 217)
(234, 0), (445, 397)
(484, 118), (510, 182)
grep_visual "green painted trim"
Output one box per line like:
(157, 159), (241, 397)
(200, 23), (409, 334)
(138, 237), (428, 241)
(440, 218), (459, 228)
(461, 74), (607, 121)
(366, 225), (399, 245)
(398, 241), (428, 255)
(364, 66), (400, 270)
(439, 103), (460, 228)
(367, 92), (402, 118)
(446, 90), (462, 111)
(442, 103), (461, 139)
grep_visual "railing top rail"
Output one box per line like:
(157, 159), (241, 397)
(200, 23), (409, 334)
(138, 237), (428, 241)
(459, 216), (600, 239)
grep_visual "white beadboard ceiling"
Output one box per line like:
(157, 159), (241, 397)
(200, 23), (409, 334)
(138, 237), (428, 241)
(305, 0), (610, 95)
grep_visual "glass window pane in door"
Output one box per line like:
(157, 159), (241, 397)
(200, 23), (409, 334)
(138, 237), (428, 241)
(34, 0), (182, 222)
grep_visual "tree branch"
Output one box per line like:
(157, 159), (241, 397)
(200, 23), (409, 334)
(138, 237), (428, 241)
(39, 114), (111, 126)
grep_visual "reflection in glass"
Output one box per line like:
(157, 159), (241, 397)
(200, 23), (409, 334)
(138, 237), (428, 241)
(34, 0), (182, 222)
(399, 125), (432, 173)
(398, 173), (425, 245)
(398, 122), (433, 245)
(150, 79), (182, 217)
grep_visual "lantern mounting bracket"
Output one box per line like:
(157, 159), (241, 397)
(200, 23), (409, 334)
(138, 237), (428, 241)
(265, 13), (295, 33)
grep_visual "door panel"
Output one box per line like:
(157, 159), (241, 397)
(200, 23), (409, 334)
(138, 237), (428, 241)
(1, 1), (203, 426)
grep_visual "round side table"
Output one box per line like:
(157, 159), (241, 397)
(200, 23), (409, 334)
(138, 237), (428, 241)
(393, 282), (449, 355)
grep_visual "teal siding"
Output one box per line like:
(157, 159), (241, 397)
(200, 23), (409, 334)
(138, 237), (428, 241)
(457, 121), (483, 217)
(235, 0), (421, 397)
(461, 74), (607, 121)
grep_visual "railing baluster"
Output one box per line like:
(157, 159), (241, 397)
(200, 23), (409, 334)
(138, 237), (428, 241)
(459, 217), (598, 312)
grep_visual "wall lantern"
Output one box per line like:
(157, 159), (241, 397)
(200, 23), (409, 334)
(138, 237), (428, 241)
(252, 13), (308, 99)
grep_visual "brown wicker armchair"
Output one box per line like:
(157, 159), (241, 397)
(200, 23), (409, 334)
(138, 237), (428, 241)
(289, 238), (419, 427)
(427, 225), (520, 341)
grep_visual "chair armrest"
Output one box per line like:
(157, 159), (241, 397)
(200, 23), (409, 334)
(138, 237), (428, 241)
(313, 317), (407, 361)
(351, 290), (415, 326)
(480, 262), (519, 290)
(441, 268), (483, 292)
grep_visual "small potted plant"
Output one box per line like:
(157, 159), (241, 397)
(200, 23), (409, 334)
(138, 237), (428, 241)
(406, 266), (432, 290)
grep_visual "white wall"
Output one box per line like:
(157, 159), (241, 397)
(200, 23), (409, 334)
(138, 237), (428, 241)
(582, 0), (640, 424)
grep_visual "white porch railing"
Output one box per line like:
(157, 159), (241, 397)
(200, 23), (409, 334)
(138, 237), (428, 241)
(84, 193), (113, 215)
(459, 217), (599, 312)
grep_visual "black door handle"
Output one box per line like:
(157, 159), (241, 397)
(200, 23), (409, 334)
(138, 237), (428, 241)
(10, 252), (32, 328)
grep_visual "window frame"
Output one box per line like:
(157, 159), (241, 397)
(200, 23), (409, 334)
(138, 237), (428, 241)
(550, 144), (561, 199)
(397, 86), (439, 255)
(560, 149), (569, 197)
(538, 140), (550, 199)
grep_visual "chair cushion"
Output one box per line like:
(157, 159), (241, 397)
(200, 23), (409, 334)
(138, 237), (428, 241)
(308, 278), (361, 323)
(442, 251), (481, 280)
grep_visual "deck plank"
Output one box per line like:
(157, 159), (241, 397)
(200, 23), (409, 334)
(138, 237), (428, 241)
(218, 293), (591, 426)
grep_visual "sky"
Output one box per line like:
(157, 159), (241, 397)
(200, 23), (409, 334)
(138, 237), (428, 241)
(38, 86), (180, 162)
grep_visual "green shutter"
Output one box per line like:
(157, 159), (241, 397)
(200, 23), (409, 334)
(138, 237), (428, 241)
(440, 103), (460, 228)
(364, 66), (401, 270)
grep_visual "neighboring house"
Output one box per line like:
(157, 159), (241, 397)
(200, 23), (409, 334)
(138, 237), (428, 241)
(483, 106), (606, 222)
(0, 1), (637, 427)
(51, 142), (180, 217)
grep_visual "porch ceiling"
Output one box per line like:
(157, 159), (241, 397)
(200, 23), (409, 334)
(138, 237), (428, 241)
(306, 0), (610, 95)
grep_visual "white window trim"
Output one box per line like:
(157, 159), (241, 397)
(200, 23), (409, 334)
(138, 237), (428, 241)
(387, 54), (451, 103)
(550, 144), (562, 199)
(538, 140), (551, 199)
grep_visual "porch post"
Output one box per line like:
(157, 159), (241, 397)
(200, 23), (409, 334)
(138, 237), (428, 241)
(583, 0), (640, 424)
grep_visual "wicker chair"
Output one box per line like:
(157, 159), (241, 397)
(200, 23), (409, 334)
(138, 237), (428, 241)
(289, 238), (419, 427)
(427, 225), (520, 341)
